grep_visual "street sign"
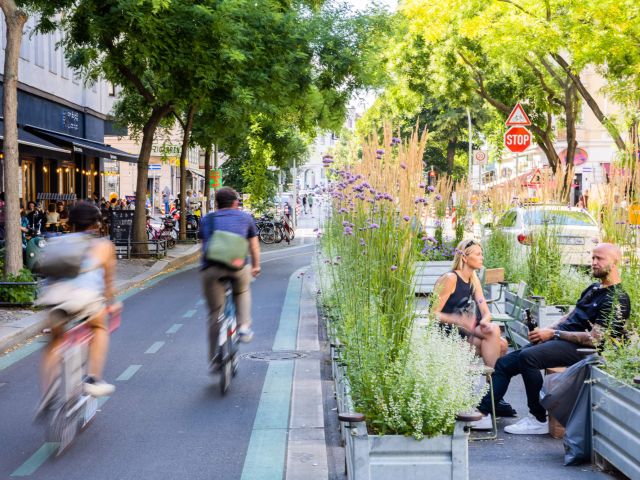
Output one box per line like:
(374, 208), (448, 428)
(504, 126), (531, 153)
(473, 150), (488, 165)
(148, 164), (161, 170)
(506, 103), (531, 126)
(525, 168), (542, 186)
(209, 168), (222, 188)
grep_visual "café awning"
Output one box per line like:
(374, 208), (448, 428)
(0, 119), (71, 160)
(25, 125), (138, 163)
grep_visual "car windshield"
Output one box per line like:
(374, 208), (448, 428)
(524, 209), (596, 227)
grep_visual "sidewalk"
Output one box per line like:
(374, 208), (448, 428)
(0, 242), (201, 355)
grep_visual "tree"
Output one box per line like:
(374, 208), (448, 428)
(0, 0), (71, 276)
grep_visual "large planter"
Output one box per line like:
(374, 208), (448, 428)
(591, 367), (640, 479)
(332, 348), (471, 480)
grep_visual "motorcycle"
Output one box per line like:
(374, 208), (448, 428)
(170, 205), (200, 238)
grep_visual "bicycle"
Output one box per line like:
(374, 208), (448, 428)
(36, 306), (121, 456)
(211, 281), (240, 394)
(146, 215), (177, 248)
(256, 216), (277, 244)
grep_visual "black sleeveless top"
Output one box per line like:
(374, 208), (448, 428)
(440, 271), (475, 316)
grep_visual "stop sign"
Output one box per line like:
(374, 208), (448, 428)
(504, 126), (531, 153)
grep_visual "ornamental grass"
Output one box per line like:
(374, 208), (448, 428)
(319, 125), (485, 439)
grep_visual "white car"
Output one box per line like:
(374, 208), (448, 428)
(493, 205), (600, 266)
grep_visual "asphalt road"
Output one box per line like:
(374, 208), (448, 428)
(0, 244), (315, 479)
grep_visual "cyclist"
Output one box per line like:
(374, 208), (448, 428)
(37, 201), (120, 401)
(199, 187), (261, 370)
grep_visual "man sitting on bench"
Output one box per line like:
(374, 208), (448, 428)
(472, 243), (630, 434)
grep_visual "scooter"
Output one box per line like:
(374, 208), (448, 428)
(25, 228), (47, 271)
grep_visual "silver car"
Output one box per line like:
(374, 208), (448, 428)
(494, 205), (600, 266)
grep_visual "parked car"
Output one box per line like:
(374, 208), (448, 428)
(492, 205), (600, 266)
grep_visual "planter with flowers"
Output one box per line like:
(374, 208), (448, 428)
(319, 126), (485, 479)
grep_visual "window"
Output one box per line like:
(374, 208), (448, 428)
(19, 24), (30, 61)
(524, 210), (597, 227)
(497, 210), (517, 228)
(60, 41), (69, 79)
(49, 31), (58, 74)
(108, 82), (116, 96)
(33, 33), (45, 68)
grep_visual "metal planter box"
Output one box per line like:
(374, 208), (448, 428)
(333, 350), (471, 480)
(591, 367), (640, 479)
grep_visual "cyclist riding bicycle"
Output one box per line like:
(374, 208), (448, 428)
(199, 187), (260, 371)
(37, 201), (120, 402)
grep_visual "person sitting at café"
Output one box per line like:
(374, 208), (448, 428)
(26, 201), (45, 233)
(45, 203), (60, 231)
(471, 243), (631, 434)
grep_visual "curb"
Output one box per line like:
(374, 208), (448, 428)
(0, 245), (201, 355)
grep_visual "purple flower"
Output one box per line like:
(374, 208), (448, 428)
(435, 194), (442, 201)
(359, 238), (366, 247)
(418, 182), (425, 188)
(391, 137), (401, 146)
(427, 185), (435, 192)
(403, 215), (410, 221)
(376, 149), (385, 155)
(400, 162), (407, 169)
(343, 227), (353, 235)
(369, 223), (380, 229)
(391, 265), (398, 271)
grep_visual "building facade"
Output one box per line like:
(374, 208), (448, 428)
(0, 14), (135, 206)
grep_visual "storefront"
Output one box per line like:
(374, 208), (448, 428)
(0, 87), (135, 205)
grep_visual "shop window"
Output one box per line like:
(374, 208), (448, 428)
(22, 158), (36, 203)
(57, 162), (76, 194)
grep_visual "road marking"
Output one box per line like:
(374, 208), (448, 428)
(0, 340), (47, 372)
(166, 323), (183, 334)
(145, 341), (165, 354)
(182, 309), (197, 318)
(261, 244), (314, 255)
(10, 443), (59, 477)
(116, 364), (142, 381)
(241, 267), (306, 480)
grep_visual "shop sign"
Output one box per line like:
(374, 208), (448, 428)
(210, 169), (223, 188)
(62, 110), (80, 131)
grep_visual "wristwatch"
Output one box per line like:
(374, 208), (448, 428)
(554, 330), (561, 340)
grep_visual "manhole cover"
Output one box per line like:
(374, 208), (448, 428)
(241, 351), (307, 362)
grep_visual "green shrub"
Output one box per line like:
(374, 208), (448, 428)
(0, 269), (37, 305)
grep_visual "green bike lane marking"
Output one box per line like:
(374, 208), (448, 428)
(10, 396), (111, 477)
(0, 339), (47, 372)
(240, 267), (305, 480)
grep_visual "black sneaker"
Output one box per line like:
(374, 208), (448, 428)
(495, 399), (518, 417)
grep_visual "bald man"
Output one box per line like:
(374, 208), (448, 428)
(472, 243), (631, 434)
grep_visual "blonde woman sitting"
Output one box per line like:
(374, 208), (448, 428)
(431, 238), (508, 368)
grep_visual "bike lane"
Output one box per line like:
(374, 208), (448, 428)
(0, 245), (314, 479)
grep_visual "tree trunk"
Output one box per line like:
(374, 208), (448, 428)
(560, 83), (579, 202)
(178, 105), (196, 241)
(551, 54), (627, 153)
(446, 137), (457, 174)
(1, 2), (27, 277)
(203, 144), (211, 214)
(133, 104), (173, 254)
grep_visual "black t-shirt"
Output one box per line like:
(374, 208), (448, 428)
(559, 282), (630, 338)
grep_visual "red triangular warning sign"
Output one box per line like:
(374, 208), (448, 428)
(506, 103), (531, 126)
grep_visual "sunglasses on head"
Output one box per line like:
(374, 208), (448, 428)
(464, 239), (478, 249)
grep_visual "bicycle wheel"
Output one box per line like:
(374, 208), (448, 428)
(259, 226), (276, 244)
(220, 343), (232, 395)
(166, 237), (176, 249)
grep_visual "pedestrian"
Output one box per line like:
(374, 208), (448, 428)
(471, 243), (631, 434)
(163, 192), (170, 215)
(308, 194), (314, 213)
(302, 194), (307, 214)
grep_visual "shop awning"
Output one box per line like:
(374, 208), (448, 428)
(24, 125), (138, 163)
(0, 119), (72, 160)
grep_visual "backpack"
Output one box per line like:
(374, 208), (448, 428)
(32, 234), (92, 279)
(204, 215), (249, 270)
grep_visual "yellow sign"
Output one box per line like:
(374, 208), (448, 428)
(629, 204), (640, 225)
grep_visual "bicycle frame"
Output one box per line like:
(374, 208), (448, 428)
(217, 285), (239, 394)
(45, 310), (121, 455)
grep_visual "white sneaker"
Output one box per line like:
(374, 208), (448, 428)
(470, 413), (493, 430)
(83, 376), (116, 397)
(504, 415), (548, 435)
(238, 327), (254, 343)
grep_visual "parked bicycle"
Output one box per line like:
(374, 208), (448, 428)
(256, 215), (277, 244)
(146, 215), (177, 248)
